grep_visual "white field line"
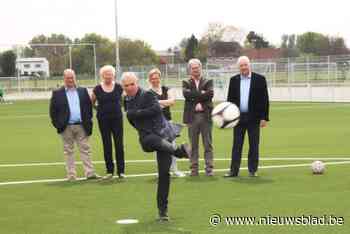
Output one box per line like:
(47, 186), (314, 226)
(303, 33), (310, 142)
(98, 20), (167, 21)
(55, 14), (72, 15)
(1, 104), (350, 119)
(1, 157), (350, 168)
(0, 161), (349, 186)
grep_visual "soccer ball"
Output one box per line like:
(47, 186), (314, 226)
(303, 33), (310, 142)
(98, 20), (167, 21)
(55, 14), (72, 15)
(212, 102), (240, 129)
(311, 161), (325, 174)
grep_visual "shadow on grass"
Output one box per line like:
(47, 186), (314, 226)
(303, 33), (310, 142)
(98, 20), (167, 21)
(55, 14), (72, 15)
(145, 177), (158, 184)
(45, 178), (126, 187)
(226, 176), (274, 185)
(120, 220), (192, 234)
(184, 175), (219, 183)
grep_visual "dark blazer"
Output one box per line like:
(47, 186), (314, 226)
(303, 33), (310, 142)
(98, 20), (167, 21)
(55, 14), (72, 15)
(227, 72), (270, 122)
(49, 86), (93, 135)
(124, 88), (179, 152)
(182, 78), (214, 124)
(124, 88), (165, 138)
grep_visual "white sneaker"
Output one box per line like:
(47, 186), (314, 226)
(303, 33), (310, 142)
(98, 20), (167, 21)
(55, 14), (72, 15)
(172, 171), (186, 177)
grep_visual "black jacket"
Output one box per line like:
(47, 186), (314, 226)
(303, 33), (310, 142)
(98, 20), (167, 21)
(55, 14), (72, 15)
(182, 78), (214, 124)
(124, 88), (180, 153)
(49, 86), (93, 135)
(124, 88), (166, 138)
(227, 72), (270, 122)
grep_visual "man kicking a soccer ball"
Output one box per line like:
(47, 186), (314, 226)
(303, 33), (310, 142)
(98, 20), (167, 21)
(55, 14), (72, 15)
(121, 72), (191, 222)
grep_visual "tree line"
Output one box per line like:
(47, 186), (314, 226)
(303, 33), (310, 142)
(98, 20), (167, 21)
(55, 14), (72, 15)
(0, 24), (349, 77)
(179, 23), (349, 62)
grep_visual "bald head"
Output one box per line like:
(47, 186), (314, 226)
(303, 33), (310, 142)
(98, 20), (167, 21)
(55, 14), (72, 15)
(63, 69), (76, 88)
(121, 72), (139, 97)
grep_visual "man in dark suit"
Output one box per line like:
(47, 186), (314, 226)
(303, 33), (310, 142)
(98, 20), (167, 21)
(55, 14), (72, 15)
(121, 72), (190, 222)
(183, 58), (214, 176)
(49, 69), (99, 181)
(224, 56), (270, 178)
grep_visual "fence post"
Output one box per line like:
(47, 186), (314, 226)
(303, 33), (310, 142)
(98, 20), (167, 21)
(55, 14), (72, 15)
(307, 56), (312, 101)
(287, 57), (292, 101)
(16, 46), (21, 93)
(165, 63), (168, 81)
(93, 44), (98, 85)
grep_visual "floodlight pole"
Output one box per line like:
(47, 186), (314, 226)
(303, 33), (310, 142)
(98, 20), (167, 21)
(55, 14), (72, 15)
(68, 45), (72, 69)
(115, 0), (120, 75)
(93, 44), (98, 84)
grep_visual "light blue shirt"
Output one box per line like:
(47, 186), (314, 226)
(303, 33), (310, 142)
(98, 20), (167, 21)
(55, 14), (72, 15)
(65, 88), (82, 124)
(240, 74), (251, 113)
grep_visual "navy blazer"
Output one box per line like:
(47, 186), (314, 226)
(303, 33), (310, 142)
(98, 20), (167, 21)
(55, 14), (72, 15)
(227, 72), (270, 122)
(49, 86), (93, 135)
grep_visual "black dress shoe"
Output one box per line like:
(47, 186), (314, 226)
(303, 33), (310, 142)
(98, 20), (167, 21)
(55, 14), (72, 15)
(174, 143), (191, 159)
(157, 209), (169, 222)
(249, 172), (258, 177)
(223, 172), (238, 178)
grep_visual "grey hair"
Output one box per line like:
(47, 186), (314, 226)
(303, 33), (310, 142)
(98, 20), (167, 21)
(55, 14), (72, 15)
(188, 58), (202, 70)
(121, 72), (139, 83)
(63, 68), (76, 77)
(99, 65), (116, 77)
(237, 56), (251, 66)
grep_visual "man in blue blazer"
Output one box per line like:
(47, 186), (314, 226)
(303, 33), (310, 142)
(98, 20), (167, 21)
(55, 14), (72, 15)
(225, 56), (270, 178)
(50, 69), (99, 181)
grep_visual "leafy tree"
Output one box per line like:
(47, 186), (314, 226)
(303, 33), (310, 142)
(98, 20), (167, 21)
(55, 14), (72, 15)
(297, 32), (330, 55)
(184, 34), (199, 62)
(0, 50), (16, 76)
(245, 31), (270, 49)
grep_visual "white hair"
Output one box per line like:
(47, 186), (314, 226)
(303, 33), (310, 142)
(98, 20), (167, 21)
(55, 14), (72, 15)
(63, 68), (76, 77)
(188, 58), (202, 70)
(237, 56), (251, 66)
(63, 69), (77, 87)
(121, 72), (138, 83)
(99, 65), (116, 77)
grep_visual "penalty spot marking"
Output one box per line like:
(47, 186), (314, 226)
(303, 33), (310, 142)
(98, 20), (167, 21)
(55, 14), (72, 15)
(116, 219), (139, 225)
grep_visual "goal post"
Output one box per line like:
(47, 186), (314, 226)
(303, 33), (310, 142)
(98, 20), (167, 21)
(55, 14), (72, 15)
(0, 43), (97, 97)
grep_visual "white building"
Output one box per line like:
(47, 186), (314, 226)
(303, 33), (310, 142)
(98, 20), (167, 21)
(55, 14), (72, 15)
(16, 58), (50, 77)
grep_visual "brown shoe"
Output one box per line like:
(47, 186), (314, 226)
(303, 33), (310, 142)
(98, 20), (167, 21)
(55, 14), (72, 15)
(67, 176), (77, 182)
(86, 174), (101, 180)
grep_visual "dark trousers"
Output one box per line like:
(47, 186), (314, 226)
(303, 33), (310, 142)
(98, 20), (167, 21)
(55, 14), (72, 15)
(230, 114), (260, 175)
(156, 151), (172, 212)
(140, 134), (176, 154)
(139, 133), (174, 212)
(98, 117), (125, 175)
(140, 134), (176, 211)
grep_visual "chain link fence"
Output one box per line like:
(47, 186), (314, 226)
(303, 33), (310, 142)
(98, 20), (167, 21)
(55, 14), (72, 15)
(1, 48), (349, 102)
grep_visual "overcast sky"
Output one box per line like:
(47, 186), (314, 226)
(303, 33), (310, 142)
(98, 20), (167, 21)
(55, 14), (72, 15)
(1, 0), (349, 50)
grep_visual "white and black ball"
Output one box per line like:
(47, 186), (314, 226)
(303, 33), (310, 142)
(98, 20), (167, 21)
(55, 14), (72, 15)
(311, 160), (325, 175)
(212, 102), (240, 129)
